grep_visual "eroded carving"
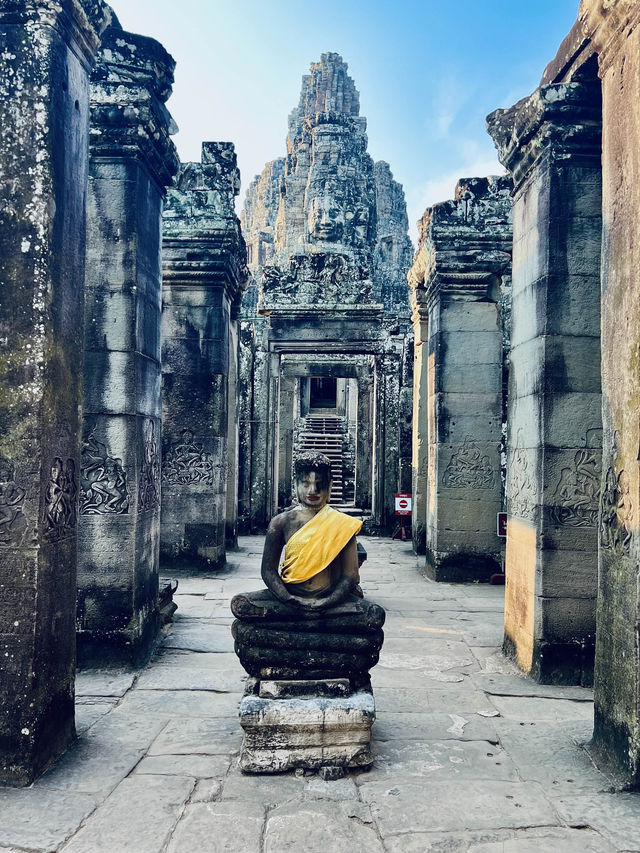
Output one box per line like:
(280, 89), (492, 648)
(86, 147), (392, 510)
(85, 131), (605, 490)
(80, 429), (129, 515)
(43, 457), (77, 541)
(0, 456), (28, 546)
(162, 430), (214, 487)
(442, 438), (494, 489)
(551, 440), (601, 528)
(138, 419), (160, 513)
(508, 430), (536, 521)
(601, 466), (633, 555)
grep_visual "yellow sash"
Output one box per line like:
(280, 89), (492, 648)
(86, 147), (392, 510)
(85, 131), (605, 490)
(280, 505), (362, 584)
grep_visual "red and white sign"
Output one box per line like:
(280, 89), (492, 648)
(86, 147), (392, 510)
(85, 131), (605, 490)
(395, 493), (412, 516)
(497, 512), (507, 537)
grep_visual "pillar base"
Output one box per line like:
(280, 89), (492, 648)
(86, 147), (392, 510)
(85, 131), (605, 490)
(425, 550), (500, 583)
(502, 634), (594, 687)
(592, 708), (640, 790)
(0, 699), (75, 788)
(77, 609), (161, 669)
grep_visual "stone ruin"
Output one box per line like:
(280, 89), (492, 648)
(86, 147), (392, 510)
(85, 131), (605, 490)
(3, 0), (640, 799)
(0, 0), (246, 784)
(239, 53), (413, 534)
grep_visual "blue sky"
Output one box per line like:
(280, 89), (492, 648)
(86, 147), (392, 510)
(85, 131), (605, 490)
(108, 0), (580, 241)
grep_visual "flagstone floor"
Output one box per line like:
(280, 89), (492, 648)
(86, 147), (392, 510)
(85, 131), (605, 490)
(1, 536), (639, 852)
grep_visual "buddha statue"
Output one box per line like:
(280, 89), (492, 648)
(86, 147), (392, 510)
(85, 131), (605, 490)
(231, 451), (385, 685)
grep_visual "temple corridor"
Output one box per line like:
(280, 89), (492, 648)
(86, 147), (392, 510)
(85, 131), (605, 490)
(1, 537), (630, 852)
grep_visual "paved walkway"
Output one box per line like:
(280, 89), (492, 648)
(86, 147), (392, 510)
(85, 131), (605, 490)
(2, 536), (639, 852)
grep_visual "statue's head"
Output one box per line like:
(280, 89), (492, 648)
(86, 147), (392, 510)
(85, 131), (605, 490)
(294, 451), (332, 510)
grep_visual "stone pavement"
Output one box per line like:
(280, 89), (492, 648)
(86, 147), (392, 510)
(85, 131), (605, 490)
(2, 536), (639, 852)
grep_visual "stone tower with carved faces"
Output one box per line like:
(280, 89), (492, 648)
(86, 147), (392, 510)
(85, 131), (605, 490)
(239, 53), (413, 533)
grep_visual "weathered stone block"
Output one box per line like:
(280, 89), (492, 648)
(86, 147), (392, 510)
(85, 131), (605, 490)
(238, 679), (375, 773)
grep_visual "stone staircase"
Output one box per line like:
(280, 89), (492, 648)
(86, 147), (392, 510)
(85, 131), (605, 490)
(298, 415), (348, 505)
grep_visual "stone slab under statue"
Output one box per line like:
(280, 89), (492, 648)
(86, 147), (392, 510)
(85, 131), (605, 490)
(231, 451), (385, 774)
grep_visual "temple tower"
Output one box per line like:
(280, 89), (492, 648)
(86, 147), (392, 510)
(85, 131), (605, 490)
(239, 53), (413, 532)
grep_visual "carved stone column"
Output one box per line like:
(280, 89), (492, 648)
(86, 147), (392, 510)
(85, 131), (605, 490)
(488, 78), (602, 684)
(0, 0), (110, 785)
(78, 25), (179, 666)
(408, 287), (430, 554)
(408, 178), (512, 582)
(579, 0), (640, 783)
(161, 142), (248, 567)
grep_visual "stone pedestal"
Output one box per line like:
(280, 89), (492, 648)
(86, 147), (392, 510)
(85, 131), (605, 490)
(488, 78), (602, 684)
(580, 0), (640, 784)
(78, 25), (179, 666)
(238, 678), (375, 774)
(161, 142), (248, 568)
(408, 178), (512, 582)
(0, 0), (110, 785)
(232, 589), (384, 774)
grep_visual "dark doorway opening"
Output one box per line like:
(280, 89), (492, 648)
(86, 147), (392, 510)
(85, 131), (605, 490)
(309, 377), (337, 410)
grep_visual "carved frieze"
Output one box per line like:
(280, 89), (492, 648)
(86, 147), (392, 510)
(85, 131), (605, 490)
(80, 429), (130, 515)
(0, 456), (28, 547)
(550, 445), (601, 528)
(600, 466), (633, 555)
(138, 419), (160, 513)
(442, 438), (494, 489)
(43, 457), (78, 541)
(507, 431), (536, 521)
(162, 430), (215, 487)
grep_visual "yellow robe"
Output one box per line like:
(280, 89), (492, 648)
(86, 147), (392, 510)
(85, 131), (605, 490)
(280, 505), (362, 584)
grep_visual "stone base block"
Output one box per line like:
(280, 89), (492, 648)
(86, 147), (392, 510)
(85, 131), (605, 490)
(238, 678), (375, 774)
(425, 549), (501, 583)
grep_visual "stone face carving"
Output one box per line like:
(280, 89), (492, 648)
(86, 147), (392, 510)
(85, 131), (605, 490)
(138, 419), (160, 513)
(43, 458), (78, 541)
(241, 53), (411, 314)
(162, 430), (215, 487)
(80, 430), (129, 515)
(0, 457), (28, 547)
(442, 438), (494, 489)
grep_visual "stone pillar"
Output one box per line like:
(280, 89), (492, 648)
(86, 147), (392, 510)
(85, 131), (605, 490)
(225, 318), (240, 548)
(355, 367), (374, 512)
(408, 178), (512, 582)
(78, 26), (179, 666)
(162, 142), (248, 568)
(277, 375), (296, 510)
(409, 300), (429, 555)
(381, 344), (403, 530)
(0, 0), (110, 785)
(488, 79), (602, 684)
(580, 0), (640, 783)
